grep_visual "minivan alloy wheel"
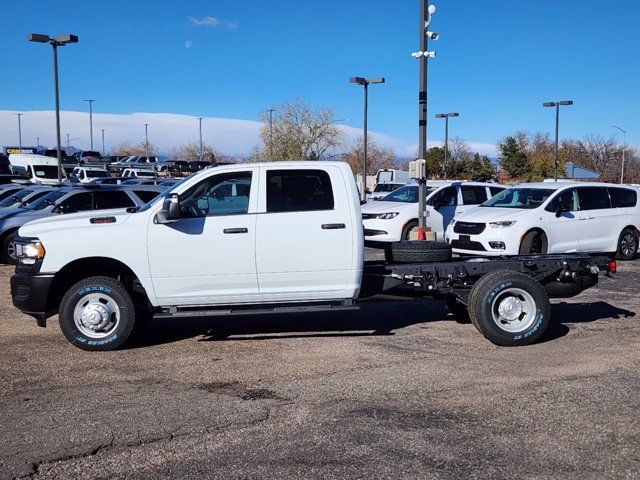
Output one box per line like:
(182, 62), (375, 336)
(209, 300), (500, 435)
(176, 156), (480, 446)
(620, 232), (637, 258)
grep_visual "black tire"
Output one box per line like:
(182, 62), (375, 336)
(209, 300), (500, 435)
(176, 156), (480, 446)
(0, 232), (17, 265)
(442, 295), (470, 323)
(519, 230), (547, 255)
(401, 220), (418, 241)
(468, 270), (550, 346)
(616, 228), (638, 261)
(389, 241), (452, 264)
(58, 276), (137, 351)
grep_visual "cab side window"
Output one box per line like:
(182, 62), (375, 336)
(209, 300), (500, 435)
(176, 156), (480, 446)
(180, 171), (252, 217)
(427, 186), (457, 206)
(546, 188), (580, 212)
(93, 191), (136, 209)
(266, 169), (334, 213)
(58, 192), (93, 213)
(461, 186), (488, 205)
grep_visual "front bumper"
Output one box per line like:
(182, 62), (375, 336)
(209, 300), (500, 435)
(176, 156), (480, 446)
(11, 271), (55, 327)
(445, 229), (519, 256)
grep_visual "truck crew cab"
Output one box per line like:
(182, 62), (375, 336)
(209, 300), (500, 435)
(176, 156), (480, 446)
(11, 162), (613, 351)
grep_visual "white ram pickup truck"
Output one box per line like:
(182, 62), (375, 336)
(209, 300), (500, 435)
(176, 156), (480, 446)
(10, 162), (614, 351)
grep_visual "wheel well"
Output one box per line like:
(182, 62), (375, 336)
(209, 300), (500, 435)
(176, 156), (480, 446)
(47, 257), (150, 315)
(621, 225), (638, 235)
(521, 228), (548, 250)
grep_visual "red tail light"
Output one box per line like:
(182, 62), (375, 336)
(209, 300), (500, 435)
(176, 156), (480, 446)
(608, 260), (617, 273)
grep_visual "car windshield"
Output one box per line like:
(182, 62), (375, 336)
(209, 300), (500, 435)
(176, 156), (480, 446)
(374, 183), (403, 193)
(86, 170), (110, 178)
(481, 187), (555, 209)
(26, 190), (66, 210)
(137, 172), (156, 177)
(31, 165), (59, 179)
(381, 185), (436, 203)
(0, 189), (33, 207)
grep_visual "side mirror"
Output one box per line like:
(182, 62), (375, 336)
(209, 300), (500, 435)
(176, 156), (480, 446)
(156, 193), (182, 224)
(555, 204), (571, 218)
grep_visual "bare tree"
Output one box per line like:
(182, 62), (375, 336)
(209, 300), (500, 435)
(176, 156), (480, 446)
(448, 137), (473, 162)
(342, 136), (397, 175)
(168, 142), (231, 163)
(110, 140), (158, 157)
(254, 99), (343, 161)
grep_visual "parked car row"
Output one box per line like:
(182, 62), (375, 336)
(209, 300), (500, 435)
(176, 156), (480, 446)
(0, 181), (166, 264)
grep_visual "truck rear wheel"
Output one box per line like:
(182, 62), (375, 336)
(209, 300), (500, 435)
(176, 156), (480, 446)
(389, 241), (452, 263)
(58, 276), (137, 351)
(468, 271), (550, 346)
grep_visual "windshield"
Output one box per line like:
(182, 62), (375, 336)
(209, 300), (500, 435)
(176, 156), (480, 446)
(82, 151), (101, 157)
(31, 165), (59, 179)
(0, 189), (34, 207)
(482, 187), (555, 209)
(381, 185), (436, 203)
(86, 170), (110, 178)
(374, 183), (402, 193)
(26, 190), (66, 210)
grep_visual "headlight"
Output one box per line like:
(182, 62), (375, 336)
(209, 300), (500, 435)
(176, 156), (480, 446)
(489, 221), (517, 228)
(14, 239), (46, 265)
(377, 212), (399, 220)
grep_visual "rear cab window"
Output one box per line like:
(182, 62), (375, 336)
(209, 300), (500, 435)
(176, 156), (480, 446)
(266, 169), (334, 212)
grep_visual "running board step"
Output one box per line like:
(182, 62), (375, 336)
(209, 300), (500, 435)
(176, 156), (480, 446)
(154, 301), (359, 319)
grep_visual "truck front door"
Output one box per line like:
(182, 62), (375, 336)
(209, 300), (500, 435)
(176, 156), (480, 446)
(147, 169), (259, 305)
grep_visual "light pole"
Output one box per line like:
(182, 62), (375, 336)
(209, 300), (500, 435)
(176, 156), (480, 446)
(268, 108), (275, 160)
(84, 99), (95, 150)
(36, 137), (40, 147)
(435, 112), (459, 180)
(15, 113), (23, 153)
(543, 100), (573, 181)
(412, 1), (438, 235)
(66, 133), (70, 148)
(101, 128), (106, 156)
(29, 33), (79, 181)
(198, 117), (203, 161)
(611, 125), (627, 184)
(144, 123), (149, 158)
(349, 77), (385, 201)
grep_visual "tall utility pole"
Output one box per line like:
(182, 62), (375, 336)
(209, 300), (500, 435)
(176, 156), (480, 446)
(16, 113), (23, 153)
(101, 128), (106, 156)
(36, 137), (40, 147)
(543, 100), (573, 181)
(144, 123), (149, 157)
(66, 133), (70, 148)
(29, 33), (79, 180)
(268, 108), (275, 160)
(435, 112), (459, 180)
(198, 117), (203, 161)
(349, 77), (385, 201)
(84, 99), (95, 150)
(413, 1), (438, 233)
(611, 125), (627, 184)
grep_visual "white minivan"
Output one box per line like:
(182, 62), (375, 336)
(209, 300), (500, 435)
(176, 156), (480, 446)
(362, 181), (505, 248)
(445, 182), (640, 260)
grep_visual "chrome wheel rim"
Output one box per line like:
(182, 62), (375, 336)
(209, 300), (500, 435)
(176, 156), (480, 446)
(620, 233), (637, 258)
(73, 293), (121, 339)
(491, 288), (537, 334)
(6, 241), (16, 260)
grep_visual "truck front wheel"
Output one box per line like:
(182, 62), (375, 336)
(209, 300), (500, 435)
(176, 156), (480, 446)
(58, 276), (137, 351)
(468, 271), (550, 346)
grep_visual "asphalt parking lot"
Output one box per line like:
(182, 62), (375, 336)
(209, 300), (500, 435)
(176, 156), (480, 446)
(1, 250), (639, 479)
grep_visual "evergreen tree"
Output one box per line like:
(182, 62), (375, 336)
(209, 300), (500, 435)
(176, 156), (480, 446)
(499, 136), (530, 178)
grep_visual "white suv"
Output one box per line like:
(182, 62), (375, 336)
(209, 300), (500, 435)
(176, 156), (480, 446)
(362, 181), (505, 247)
(445, 182), (640, 260)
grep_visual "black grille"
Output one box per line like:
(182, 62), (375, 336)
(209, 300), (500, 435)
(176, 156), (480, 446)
(451, 239), (486, 252)
(454, 221), (486, 235)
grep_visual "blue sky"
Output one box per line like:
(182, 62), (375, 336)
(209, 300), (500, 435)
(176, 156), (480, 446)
(1, 0), (638, 153)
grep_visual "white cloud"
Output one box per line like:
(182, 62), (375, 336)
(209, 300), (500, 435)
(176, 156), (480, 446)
(0, 110), (496, 158)
(189, 16), (238, 30)
(184, 40), (193, 48)
(189, 16), (219, 27)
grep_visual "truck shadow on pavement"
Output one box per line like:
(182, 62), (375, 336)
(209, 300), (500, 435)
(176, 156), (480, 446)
(127, 299), (635, 349)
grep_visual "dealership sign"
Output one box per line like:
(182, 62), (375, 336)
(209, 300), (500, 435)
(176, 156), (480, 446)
(3, 146), (38, 155)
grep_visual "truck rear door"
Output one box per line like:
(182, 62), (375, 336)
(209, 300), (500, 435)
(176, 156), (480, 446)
(255, 166), (356, 299)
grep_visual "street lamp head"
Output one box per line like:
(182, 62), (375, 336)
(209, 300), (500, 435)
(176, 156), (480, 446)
(559, 100), (573, 106)
(54, 34), (78, 45)
(349, 77), (367, 85)
(28, 33), (50, 43)
(428, 4), (437, 14)
(543, 102), (557, 107)
(449, 112), (460, 117)
(369, 77), (385, 84)
(435, 113), (445, 118)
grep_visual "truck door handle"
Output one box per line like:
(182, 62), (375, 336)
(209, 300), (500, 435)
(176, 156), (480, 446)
(321, 223), (346, 230)
(223, 228), (248, 234)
